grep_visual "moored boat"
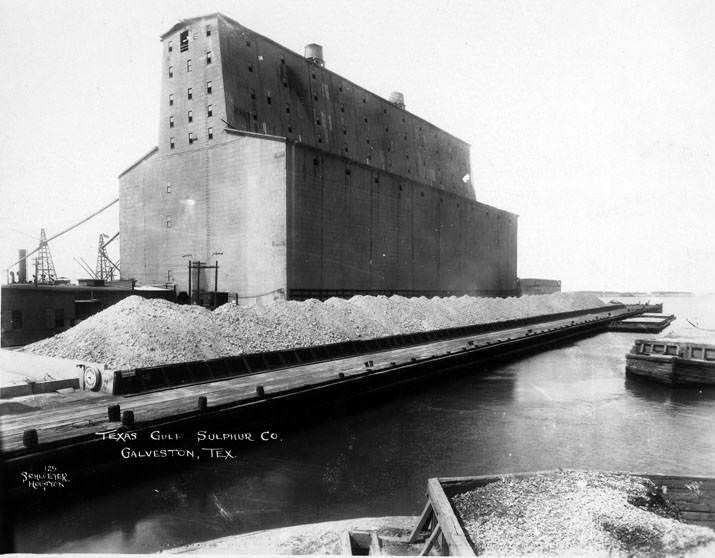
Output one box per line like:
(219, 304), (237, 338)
(626, 337), (715, 386)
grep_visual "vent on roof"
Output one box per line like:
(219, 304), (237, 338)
(388, 91), (405, 109)
(304, 43), (325, 67)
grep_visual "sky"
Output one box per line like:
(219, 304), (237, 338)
(1, 0), (714, 293)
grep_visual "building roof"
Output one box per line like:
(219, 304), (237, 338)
(160, 13), (220, 39)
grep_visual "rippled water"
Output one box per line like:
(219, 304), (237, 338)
(10, 296), (715, 553)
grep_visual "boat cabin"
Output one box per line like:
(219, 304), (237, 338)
(632, 339), (715, 360)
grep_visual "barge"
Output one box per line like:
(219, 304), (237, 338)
(626, 337), (715, 386)
(609, 312), (676, 333)
(399, 470), (715, 556)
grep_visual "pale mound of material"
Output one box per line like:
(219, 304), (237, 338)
(20, 296), (231, 371)
(166, 516), (417, 555)
(21, 293), (604, 371)
(451, 471), (715, 557)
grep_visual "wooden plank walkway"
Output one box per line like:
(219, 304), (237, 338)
(0, 307), (626, 456)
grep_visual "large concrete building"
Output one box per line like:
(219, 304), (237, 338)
(119, 13), (518, 301)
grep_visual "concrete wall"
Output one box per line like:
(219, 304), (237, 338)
(286, 144), (518, 297)
(207, 133), (287, 298)
(120, 133), (286, 297)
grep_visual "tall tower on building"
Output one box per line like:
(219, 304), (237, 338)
(34, 228), (57, 284)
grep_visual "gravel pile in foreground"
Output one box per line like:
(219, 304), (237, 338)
(451, 471), (714, 557)
(21, 292), (604, 370)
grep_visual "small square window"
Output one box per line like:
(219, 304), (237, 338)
(169, 94), (174, 106)
(168, 66), (174, 78)
(188, 132), (196, 144)
(188, 110), (193, 123)
(248, 64), (253, 72)
(207, 104), (213, 117)
(187, 59), (192, 72)
(207, 81), (212, 94)
(206, 26), (211, 36)
(187, 87), (193, 100)
(246, 40), (251, 47)
(250, 89), (256, 100)
(166, 184), (172, 193)
(180, 30), (189, 52)
(206, 51), (212, 64)
(208, 127), (213, 140)
(266, 95), (272, 105)
(170, 137), (175, 149)
(166, 217), (172, 228)
(285, 105), (290, 114)
(168, 41), (173, 53)
(169, 116), (174, 128)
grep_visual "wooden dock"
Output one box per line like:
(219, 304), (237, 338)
(1, 305), (647, 481)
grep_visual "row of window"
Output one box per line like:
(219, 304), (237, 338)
(168, 25), (212, 53)
(169, 129), (214, 148)
(637, 341), (715, 361)
(169, 105), (213, 128)
(168, 52), (212, 77)
(169, 83), (212, 105)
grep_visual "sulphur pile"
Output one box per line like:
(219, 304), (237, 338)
(451, 471), (715, 557)
(21, 292), (603, 370)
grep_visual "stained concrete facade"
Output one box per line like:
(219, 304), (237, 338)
(119, 13), (518, 299)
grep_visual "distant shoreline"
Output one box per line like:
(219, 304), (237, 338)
(574, 291), (695, 297)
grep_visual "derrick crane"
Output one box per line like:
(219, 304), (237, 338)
(34, 228), (57, 284)
(5, 198), (119, 283)
(95, 232), (120, 281)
